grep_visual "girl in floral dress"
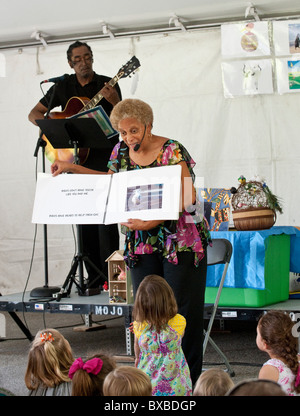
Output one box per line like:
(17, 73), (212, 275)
(256, 310), (300, 396)
(133, 274), (192, 396)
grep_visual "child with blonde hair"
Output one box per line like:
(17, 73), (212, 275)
(69, 353), (116, 396)
(25, 328), (74, 396)
(103, 366), (152, 396)
(133, 274), (192, 396)
(256, 310), (300, 396)
(193, 368), (234, 396)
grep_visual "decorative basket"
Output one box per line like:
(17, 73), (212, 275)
(232, 207), (276, 231)
(231, 176), (282, 231)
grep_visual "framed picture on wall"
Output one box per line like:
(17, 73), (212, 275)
(273, 20), (300, 56)
(222, 59), (274, 97)
(221, 21), (271, 58)
(276, 58), (300, 94)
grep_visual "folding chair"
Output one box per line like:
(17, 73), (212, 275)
(203, 238), (235, 376)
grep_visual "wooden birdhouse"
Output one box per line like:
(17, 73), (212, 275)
(105, 250), (134, 304)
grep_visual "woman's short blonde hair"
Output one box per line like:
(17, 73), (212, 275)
(110, 98), (153, 130)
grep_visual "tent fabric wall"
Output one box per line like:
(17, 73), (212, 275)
(0, 29), (299, 295)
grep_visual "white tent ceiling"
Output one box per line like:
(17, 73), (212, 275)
(1, 0), (300, 49)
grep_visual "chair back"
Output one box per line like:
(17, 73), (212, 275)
(207, 238), (232, 266)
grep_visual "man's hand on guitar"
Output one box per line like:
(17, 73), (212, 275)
(100, 83), (120, 106)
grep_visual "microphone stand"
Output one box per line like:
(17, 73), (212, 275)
(30, 83), (60, 298)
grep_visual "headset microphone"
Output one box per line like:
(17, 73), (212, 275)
(133, 143), (141, 152)
(133, 125), (147, 152)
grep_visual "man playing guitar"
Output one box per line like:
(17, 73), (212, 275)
(28, 41), (122, 294)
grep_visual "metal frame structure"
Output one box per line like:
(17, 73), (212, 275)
(0, 291), (134, 355)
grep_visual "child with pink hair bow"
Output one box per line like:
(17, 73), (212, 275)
(69, 353), (116, 396)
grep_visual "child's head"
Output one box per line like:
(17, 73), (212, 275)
(257, 310), (300, 392)
(226, 379), (287, 396)
(25, 328), (74, 390)
(193, 368), (235, 396)
(103, 366), (152, 396)
(69, 353), (116, 396)
(133, 274), (177, 332)
(257, 311), (297, 360)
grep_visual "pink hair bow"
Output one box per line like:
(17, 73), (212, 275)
(68, 357), (103, 379)
(295, 365), (300, 388)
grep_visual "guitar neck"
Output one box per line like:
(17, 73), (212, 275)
(78, 74), (121, 113)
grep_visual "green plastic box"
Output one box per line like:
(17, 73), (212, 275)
(204, 234), (290, 307)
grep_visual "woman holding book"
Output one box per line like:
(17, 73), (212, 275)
(51, 98), (211, 385)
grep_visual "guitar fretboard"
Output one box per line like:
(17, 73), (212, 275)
(79, 74), (122, 113)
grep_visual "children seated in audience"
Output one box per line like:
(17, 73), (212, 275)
(193, 368), (234, 396)
(103, 366), (152, 396)
(24, 305), (300, 397)
(69, 353), (116, 396)
(132, 274), (192, 396)
(24, 328), (74, 396)
(256, 310), (300, 396)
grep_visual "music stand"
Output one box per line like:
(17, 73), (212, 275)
(36, 118), (117, 300)
(31, 84), (61, 299)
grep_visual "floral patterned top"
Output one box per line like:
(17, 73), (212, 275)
(263, 358), (300, 396)
(108, 139), (211, 268)
(133, 314), (192, 396)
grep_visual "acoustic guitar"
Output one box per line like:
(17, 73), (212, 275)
(43, 56), (141, 164)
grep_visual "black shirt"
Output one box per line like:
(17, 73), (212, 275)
(40, 73), (121, 171)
